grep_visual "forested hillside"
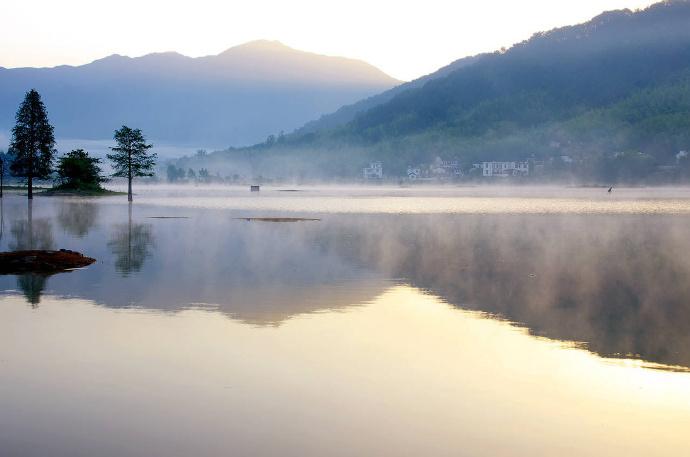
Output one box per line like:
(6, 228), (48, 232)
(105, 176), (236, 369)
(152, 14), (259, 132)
(181, 1), (690, 183)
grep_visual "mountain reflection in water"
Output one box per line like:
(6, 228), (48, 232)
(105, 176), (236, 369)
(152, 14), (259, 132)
(1, 195), (690, 370)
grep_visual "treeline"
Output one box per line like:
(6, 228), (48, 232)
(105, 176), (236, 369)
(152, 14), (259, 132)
(1, 89), (157, 200)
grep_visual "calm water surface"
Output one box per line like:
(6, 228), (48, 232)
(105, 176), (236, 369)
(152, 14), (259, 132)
(1, 186), (690, 457)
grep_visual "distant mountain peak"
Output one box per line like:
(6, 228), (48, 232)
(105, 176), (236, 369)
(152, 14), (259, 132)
(91, 53), (128, 64)
(207, 40), (399, 86)
(217, 40), (297, 58)
(233, 39), (291, 50)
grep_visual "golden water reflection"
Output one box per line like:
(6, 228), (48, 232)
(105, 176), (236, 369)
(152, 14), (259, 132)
(1, 285), (689, 457)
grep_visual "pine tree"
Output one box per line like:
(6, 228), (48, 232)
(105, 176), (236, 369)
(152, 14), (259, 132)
(9, 89), (56, 199)
(107, 126), (156, 202)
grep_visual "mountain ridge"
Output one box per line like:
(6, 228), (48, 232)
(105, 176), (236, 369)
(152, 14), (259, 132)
(0, 41), (400, 147)
(2, 41), (398, 86)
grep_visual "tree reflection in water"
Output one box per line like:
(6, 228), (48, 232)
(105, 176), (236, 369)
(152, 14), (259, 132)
(16, 274), (48, 307)
(8, 201), (54, 306)
(108, 204), (154, 276)
(325, 214), (690, 369)
(9, 201), (54, 251)
(0, 198), (4, 245)
(57, 201), (99, 238)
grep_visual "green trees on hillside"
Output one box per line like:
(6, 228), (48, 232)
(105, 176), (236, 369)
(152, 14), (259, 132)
(251, 1), (689, 180)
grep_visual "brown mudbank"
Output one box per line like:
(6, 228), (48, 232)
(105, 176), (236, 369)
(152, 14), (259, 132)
(0, 250), (96, 274)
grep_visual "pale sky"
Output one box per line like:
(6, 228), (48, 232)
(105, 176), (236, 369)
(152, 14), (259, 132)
(1, 0), (659, 81)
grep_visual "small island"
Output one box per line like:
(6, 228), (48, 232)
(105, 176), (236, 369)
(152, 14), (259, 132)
(2, 95), (154, 200)
(0, 249), (96, 274)
(41, 148), (124, 196)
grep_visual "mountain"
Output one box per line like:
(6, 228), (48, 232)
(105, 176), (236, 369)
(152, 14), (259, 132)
(345, 1), (690, 144)
(217, 0), (690, 182)
(295, 53), (487, 134)
(0, 40), (399, 148)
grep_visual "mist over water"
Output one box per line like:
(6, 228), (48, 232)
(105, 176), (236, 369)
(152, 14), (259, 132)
(3, 186), (690, 365)
(54, 139), (213, 161)
(1, 186), (690, 456)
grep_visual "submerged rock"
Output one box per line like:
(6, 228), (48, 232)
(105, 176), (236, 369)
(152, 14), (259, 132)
(0, 250), (96, 274)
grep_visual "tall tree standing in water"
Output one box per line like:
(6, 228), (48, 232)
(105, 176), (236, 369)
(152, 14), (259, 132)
(8, 90), (56, 200)
(108, 126), (156, 202)
(0, 150), (6, 198)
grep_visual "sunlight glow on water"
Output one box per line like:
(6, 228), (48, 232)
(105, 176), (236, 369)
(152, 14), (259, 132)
(1, 286), (689, 457)
(2, 188), (690, 456)
(108, 185), (690, 214)
(134, 195), (690, 214)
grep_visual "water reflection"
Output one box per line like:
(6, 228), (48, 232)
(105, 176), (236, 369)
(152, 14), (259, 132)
(2, 195), (690, 370)
(7, 201), (55, 305)
(107, 204), (154, 276)
(57, 200), (99, 237)
(3, 193), (690, 457)
(2, 288), (688, 457)
(16, 274), (48, 306)
(92, 210), (383, 324)
(9, 201), (54, 251)
(331, 214), (690, 369)
(0, 198), (4, 244)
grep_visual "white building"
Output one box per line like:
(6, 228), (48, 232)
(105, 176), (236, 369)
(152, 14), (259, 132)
(480, 161), (530, 177)
(441, 160), (462, 177)
(363, 161), (383, 179)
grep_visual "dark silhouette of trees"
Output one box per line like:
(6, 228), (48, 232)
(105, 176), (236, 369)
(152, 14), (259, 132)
(107, 126), (156, 201)
(8, 89), (56, 199)
(0, 198), (4, 244)
(0, 150), (7, 198)
(17, 274), (48, 307)
(55, 149), (107, 191)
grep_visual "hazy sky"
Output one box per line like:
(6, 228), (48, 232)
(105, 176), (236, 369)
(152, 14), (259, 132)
(1, 0), (658, 81)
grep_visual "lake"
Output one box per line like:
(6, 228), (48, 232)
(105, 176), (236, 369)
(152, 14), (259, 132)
(1, 186), (690, 457)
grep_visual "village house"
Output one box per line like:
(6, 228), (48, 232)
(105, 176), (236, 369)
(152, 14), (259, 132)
(407, 166), (421, 180)
(441, 160), (463, 177)
(427, 158), (463, 178)
(476, 161), (530, 177)
(363, 161), (383, 179)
